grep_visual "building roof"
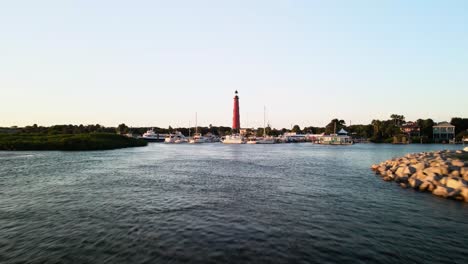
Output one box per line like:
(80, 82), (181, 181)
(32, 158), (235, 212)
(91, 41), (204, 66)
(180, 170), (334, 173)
(402, 121), (419, 128)
(337, 128), (348, 135)
(433, 122), (455, 128)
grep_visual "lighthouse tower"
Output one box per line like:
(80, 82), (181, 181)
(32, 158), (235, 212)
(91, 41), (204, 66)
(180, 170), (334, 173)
(232, 90), (240, 133)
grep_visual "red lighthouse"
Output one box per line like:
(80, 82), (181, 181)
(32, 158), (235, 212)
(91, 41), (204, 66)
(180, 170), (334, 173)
(232, 90), (240, 132)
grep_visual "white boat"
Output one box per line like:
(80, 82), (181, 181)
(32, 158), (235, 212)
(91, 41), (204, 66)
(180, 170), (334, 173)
(257, 136), (276, 144)
(246, 137), (257, 144)
(139, 129), (166, 142)
(222, 134), (245, 144)
(189, 133), (208, 144)
(189, 113), (209, 144)
(256, 106), (276, 144)
(165, 131), (188, 144)
(205, 133), (220, 143)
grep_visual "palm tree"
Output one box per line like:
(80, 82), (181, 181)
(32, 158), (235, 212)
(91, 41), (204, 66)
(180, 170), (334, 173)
(371, 119), (382, 138)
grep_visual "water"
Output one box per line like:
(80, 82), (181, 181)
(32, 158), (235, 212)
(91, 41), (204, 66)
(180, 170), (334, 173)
(1, 144), (467, 264)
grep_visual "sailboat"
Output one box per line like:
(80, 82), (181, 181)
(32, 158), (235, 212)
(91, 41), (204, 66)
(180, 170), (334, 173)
(189, 113), (208, 144)
(257, 106), (276, 144)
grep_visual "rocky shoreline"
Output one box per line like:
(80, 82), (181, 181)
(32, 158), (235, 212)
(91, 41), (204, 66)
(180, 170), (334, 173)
(371, 148), (468, 202)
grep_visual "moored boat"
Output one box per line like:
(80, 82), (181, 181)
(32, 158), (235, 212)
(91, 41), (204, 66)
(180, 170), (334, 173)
(257, 136), (276, 144)
(188, 113), (209, 144)
(246, 137), (257, 144)
(189, 133), (208, 144)
(165, 131), (188, 144)
(256, 106), (276, 144)
(222, 134), (245, 144)
(139, 129), (166, 142)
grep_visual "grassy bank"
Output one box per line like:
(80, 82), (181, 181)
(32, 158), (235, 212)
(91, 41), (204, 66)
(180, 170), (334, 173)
(0, 133), (147, 151)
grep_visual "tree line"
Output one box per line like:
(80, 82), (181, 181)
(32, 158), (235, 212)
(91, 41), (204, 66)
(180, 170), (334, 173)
(1, 115), (467, 143)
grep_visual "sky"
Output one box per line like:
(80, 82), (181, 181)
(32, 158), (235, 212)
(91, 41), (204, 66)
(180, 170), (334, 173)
(1, 0), (467, 129)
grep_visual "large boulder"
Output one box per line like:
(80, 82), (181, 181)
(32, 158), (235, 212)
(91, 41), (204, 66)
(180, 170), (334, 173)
(451, 170), (460, 177)
(460, 167), (467, 175)
(460, 187), (468, 202)
(446, 177), (466, 189)
(395, 166), (408, 177)
(419, 180), (435, 192)
(452, 160), (464, 167)
(410, 162), (425, 172)
(439, 166), (449, 175)
(432, 186), (450, 197)
(440, 177), (448, 186)
(378, 166), (386, 176)
(409, 178), (423, 189)
(414, 171), (427, 181)
(425, 167), (443, 175)
(447, 189), (462, 200)
(395, 176), (409, 184)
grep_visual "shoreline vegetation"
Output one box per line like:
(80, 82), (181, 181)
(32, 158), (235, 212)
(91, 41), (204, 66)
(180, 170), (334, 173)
(0, 133), (147, 151)
(371, 149), (468, 202)
(0, 115), (466, 150)
(2, 115), (466, 144)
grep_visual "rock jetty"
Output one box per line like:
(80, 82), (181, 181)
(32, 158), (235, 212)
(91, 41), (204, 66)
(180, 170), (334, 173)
(371, 149), (468, 202)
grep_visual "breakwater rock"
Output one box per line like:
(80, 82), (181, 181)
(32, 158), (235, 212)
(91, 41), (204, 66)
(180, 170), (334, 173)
(371, 149), (468, 202)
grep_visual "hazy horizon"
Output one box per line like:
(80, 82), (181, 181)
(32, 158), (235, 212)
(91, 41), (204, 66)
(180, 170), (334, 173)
(1, 1), (467, 128)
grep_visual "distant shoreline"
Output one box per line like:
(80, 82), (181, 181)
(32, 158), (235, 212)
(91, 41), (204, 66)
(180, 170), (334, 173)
(0, 133), (147, 151)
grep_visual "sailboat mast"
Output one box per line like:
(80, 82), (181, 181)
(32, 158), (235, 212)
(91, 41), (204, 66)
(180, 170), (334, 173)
(263, 106), (266, 137)
(195, 112), (198, 134)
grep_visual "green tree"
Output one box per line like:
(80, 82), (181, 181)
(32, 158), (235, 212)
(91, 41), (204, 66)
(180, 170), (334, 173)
(116, 123), (129, 134)
(416, 119), (434, 141)
(292, 125), (301, 133)
(371, 119), (383, 141)
(450, 117), (468, 139)
(325, 119), (346, 134)
(390, 114), (405, 127)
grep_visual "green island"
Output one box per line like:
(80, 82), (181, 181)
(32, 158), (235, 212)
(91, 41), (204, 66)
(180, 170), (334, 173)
(0, 133), (147, 151)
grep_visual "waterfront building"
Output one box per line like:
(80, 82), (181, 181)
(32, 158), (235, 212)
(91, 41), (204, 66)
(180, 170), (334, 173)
(401, 121), (420, 137)
(280, 132), (308, 142)
(318, 129), (353, 145)
(432, 122), (455, 143)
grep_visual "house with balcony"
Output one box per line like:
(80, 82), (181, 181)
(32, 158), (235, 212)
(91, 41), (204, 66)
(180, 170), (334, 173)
(401, 121), (420, 137)
(433, 122), (455, 143)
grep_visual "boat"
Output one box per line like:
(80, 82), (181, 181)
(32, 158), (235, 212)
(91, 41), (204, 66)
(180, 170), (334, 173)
(222, 134), (245, 144)
(256, 106), (276, 144)
(205, 133), (220, 143)
(257, 136), (276, 144)
(189, 113), (209, 144)
(139, 129), (166, 142)
(189, 133), (208, 144)
(164, 131), (188, 144)
(246, 137), (257, 144)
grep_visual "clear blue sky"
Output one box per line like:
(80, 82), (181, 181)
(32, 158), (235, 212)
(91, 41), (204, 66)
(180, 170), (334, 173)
(1, 0), (467, 128)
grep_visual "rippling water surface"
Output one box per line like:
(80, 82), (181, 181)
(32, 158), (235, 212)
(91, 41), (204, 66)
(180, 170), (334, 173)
(1, 144), (467, 263)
